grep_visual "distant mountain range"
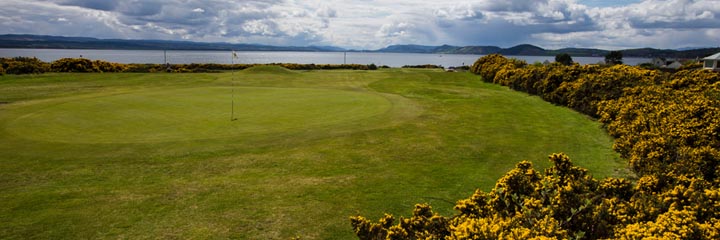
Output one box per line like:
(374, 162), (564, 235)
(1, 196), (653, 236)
(374, 44), (720, 59)
(1, 34), (718, 59)
(0, 34), (342, 52)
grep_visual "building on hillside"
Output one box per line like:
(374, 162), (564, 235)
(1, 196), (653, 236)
(666, 61), (682, 70)
(703, 52), (720, 71)
(651, 57), (667, 67)
(651, 57), (683, 70)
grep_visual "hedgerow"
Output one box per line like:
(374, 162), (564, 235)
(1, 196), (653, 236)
(598, 69), (720, 180)
(402, 64), (443, 69)
(351, 54), (720, 239)
(0, 57), (50, 74)
(49, 58), (129, 73)
(353, 154), (720, 239)
(0, 57), (381, 74)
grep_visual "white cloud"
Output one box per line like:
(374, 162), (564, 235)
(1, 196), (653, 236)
(434, 4), (483, 21)
(315, 6), (336, 18)
(0, 0), (718, 49)
(242, 20), (275, 36)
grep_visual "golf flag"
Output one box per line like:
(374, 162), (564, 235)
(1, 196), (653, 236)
(232, 51), (238, 59)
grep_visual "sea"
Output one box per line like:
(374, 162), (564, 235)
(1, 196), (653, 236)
(0, 48), (651, 67)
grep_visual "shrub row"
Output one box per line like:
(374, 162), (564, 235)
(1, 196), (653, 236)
(352, 54), (720, 239)
(353, 154), (720, 239)
(469, 54), (663, 117)
(0, 57), (50, 74)
(0, 57), (383, 74)
(402, 64), (443, 69)
(598, 70), (720, 181)
(471, 54), (720, 181)
(51, 58), (129, 73)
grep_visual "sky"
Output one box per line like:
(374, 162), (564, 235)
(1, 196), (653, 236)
(0, 0), (718, 50)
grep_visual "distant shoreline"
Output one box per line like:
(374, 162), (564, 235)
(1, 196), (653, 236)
(1, 34), (718, 59)
(0, 48), (654, 66)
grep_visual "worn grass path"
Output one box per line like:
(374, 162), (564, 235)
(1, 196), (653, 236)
(0, 67), (628, 239)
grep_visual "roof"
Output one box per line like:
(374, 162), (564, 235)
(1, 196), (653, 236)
(703, 52), (720, 60)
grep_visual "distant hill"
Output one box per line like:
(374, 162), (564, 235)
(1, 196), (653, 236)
(0, 34), (344, 52)
(376, 44), (503, 54)
(547, 48), (608, 57)
(375, 43), (719, 58)
(450, 46), (502, 54)
(2, 34), (719, 58)
(375, 44), (438, 53)
(499, 44), (546, 55)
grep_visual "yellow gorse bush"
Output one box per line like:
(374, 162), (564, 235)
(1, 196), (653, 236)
(0, 57), (50, 74)
(352, 55), (720, 239)
(352, 154), (720, 239)
(50, 58), (129, 72)
(1, 58), (382, 74)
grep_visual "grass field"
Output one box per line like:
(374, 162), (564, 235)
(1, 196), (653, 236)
(0, 67), (629, 239)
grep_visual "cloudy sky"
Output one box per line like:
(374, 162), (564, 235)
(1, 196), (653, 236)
(1, 0), (718, 50)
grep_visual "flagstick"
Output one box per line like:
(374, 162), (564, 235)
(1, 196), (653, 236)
(231, 50), (235, 121)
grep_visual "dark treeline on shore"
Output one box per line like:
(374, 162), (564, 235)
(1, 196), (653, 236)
(2, 34), (718, 59)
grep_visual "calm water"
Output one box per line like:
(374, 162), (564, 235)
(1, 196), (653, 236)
(0, 48), (650, 67)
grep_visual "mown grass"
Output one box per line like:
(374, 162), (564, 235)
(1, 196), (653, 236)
(0, 67), (628, 239)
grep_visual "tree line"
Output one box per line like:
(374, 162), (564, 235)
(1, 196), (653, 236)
(352, 54), (720, 239)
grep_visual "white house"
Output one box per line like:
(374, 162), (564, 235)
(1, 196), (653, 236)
(665, 61), (682, 69)
(651, 57), (667, 67)
(703, 52), (720, 71)
(650, 57), (683, 70)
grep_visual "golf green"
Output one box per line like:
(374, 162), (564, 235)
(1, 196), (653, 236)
(5, 87), (393, 143)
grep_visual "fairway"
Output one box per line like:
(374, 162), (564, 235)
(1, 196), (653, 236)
(0, 68), (629, 239)
(6, 87), (394, 143)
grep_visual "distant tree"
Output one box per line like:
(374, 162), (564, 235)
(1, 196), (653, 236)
(555, 53), (573, 65)
(51, 58), (97, 72)
(604, 51), (623, 65)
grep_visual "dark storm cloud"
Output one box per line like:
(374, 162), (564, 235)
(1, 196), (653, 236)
(39, 0), (295, 40)
(57, 0), (118, 11)
(431, 0), (598, 47)
(630, 19), (719, 29)
(132, 5), (216, 27)
(477, 0), (544, 12)
(116, 0), (163, 16)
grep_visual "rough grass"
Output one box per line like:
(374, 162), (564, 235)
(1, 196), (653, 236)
(0, 69), (629, 239)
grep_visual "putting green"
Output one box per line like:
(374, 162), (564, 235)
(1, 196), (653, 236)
(5, 87), (393, 143)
